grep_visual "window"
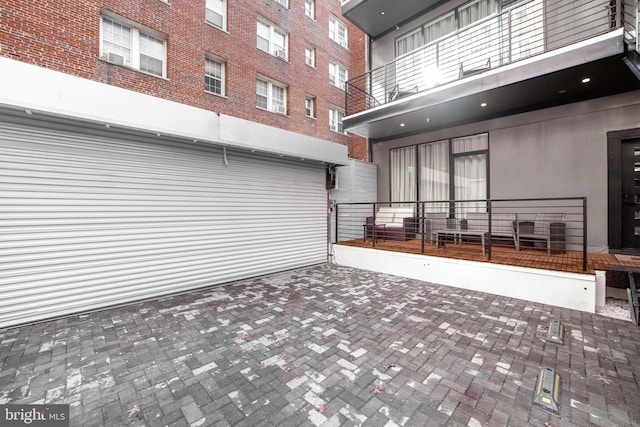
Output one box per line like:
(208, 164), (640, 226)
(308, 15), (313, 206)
(329, 106), (345, 133)
(423, 12), (456, 44)
(205, 56), (225, 95)
(305, 0), (315, 19)
(274, 0), (288, 7)
(205, 0), (226, 30)
(101, 15), (166, 77)
(305, 45), (315, 67)
(305, 96), (315, 118)
(329, 15), (348, 48)
(257, 18), (289, 60)
(256, 77), (287, 114)
(329, 61), (348, 90)
(458, 0), (497, 28)
(390, 133), (488, 208)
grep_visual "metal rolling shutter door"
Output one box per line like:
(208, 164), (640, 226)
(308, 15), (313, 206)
(0, 117), (328, 327)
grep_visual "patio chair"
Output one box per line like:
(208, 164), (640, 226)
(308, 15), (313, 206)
(516, 213), (566, 255)
(423, 212), (450, 244)
(457, 212), (517, 255)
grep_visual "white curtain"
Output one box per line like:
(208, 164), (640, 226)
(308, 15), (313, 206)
(390, 146), (416, 202)
(452, 134), (487, 213)
(418, 141), (449, 212)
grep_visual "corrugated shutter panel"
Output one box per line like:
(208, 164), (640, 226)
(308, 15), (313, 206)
(0, 116), (328, 327)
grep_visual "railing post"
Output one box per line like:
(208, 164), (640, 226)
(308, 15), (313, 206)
(335, 202), (339, 244)
(583, 197), (588, 272)
(487, 199), (492, 260)
(372, 203), (377, 248)
(616, 0), (622, 29)
(419, 201), (425, 254)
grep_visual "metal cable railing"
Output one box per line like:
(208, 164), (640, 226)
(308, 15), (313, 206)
(346, 0), (637, 116)
(335, 197), (588, 271)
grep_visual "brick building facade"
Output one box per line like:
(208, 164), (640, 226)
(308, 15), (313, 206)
(0, 0), (367, 159)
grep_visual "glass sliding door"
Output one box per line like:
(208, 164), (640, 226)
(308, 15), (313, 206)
(418, 140), (449, 212)
(452, 134), (488, 212)
(390, 146), (416, 202)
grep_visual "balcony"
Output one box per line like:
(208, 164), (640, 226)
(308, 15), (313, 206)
(343, 0), (640, 139)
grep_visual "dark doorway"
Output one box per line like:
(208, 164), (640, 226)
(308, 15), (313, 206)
(608, 129), (640, 252)
(621, 139), (640, 249)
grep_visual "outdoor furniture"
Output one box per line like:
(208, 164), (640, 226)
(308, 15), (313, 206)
(516, 213), (566, 255)
(364, 207), (417, 242)
(423, 212), (450, 244)
(438, 212), (516, 256)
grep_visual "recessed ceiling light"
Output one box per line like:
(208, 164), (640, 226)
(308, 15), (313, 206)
(426, 118), (430, 123)
(380, 11), (385, 15)
(558, 89), (567, 94)
(400, 123), (405, 127)
(480, 102), (487, 107)
(581, 77), (591, 84)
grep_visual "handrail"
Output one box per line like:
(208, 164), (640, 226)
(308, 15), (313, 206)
(345, 0), (635, 116)
(335, 197), (588, 271)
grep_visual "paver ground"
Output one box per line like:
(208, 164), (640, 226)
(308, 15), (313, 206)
(1, 264), (639, 426)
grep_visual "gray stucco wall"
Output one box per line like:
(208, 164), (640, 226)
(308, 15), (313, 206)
(371, 90), (640, 251)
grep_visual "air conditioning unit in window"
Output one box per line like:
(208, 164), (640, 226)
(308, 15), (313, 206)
(273, 105), (286, 114)
(107, 52), (124, 65)
(274, 49), (287, 59)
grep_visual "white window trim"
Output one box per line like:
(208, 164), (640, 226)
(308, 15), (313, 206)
(329, 106), (345, 134)
(305, 0), (315, 20)
(205, 0), (227, 31)
(205, 55), (226, 96)
(305, 95), (315, 118)
(329, 61), (348, 90)
(274, 0), (289, 8)
(329, 15), (348, 49)
(256, 76), (288, 115)
(305, 45), (315, 67)
(100, 13), (167, 78)
(257, 18), (289, 60)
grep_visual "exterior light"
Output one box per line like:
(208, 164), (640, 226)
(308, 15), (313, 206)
(581, 77), (591, 84)
(400, 123), (405, 127)
(381, 11), (385, 15)
(480, 102), (487, 107)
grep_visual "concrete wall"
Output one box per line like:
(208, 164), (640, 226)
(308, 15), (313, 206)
(371, 90), (640, 251)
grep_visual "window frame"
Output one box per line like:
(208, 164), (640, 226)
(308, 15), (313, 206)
(329, 61), (348, 90)
(305, 95), (316, 118)
(274, 0), (289, 7)
(256, 76), (288, 115)
(257, 18), (289, 60)
(305, 45), (316, 67)
(100, 14), (167, 78)
(304, 0), (315, 19)
(205, 0), (227, 31)
(329, 15), (348, 49)
(329, 106), (345, 134)
(204, 55), (225, 96)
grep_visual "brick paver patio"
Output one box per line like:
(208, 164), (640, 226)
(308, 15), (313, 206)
(1, 264), (639, 426)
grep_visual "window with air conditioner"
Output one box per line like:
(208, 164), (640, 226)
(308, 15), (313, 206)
(329, 15), (348, 48)
(329, 61), (348, 90)
(305, 45), (315, 67)
(329, 106), (345, 133)
(100, 14), (166, 77)
(256, 77), (287, 114)
(205, 0), (226, 30)
(205, 56), (225, 95)
(257, 18), (289, 60)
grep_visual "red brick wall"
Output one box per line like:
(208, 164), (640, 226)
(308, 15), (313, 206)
(0, 0), (368, 160)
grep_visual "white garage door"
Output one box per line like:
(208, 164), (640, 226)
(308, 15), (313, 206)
(0, 115), (329, 327)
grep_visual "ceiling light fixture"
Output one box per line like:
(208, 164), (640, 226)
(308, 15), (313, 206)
(480, 102), (487, 107)
(380, 11), (385, 15)
(581, 77), (591, 84)
(400, 123), (405, 127)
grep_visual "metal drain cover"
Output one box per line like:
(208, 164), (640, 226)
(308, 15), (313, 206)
(533, 367), (561, 415)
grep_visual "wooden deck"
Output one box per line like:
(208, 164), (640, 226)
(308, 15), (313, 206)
(337, 238), (640, 275)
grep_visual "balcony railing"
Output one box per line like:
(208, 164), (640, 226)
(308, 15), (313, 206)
(335, 197), (588, 271)
(345, 0), (638, 116)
